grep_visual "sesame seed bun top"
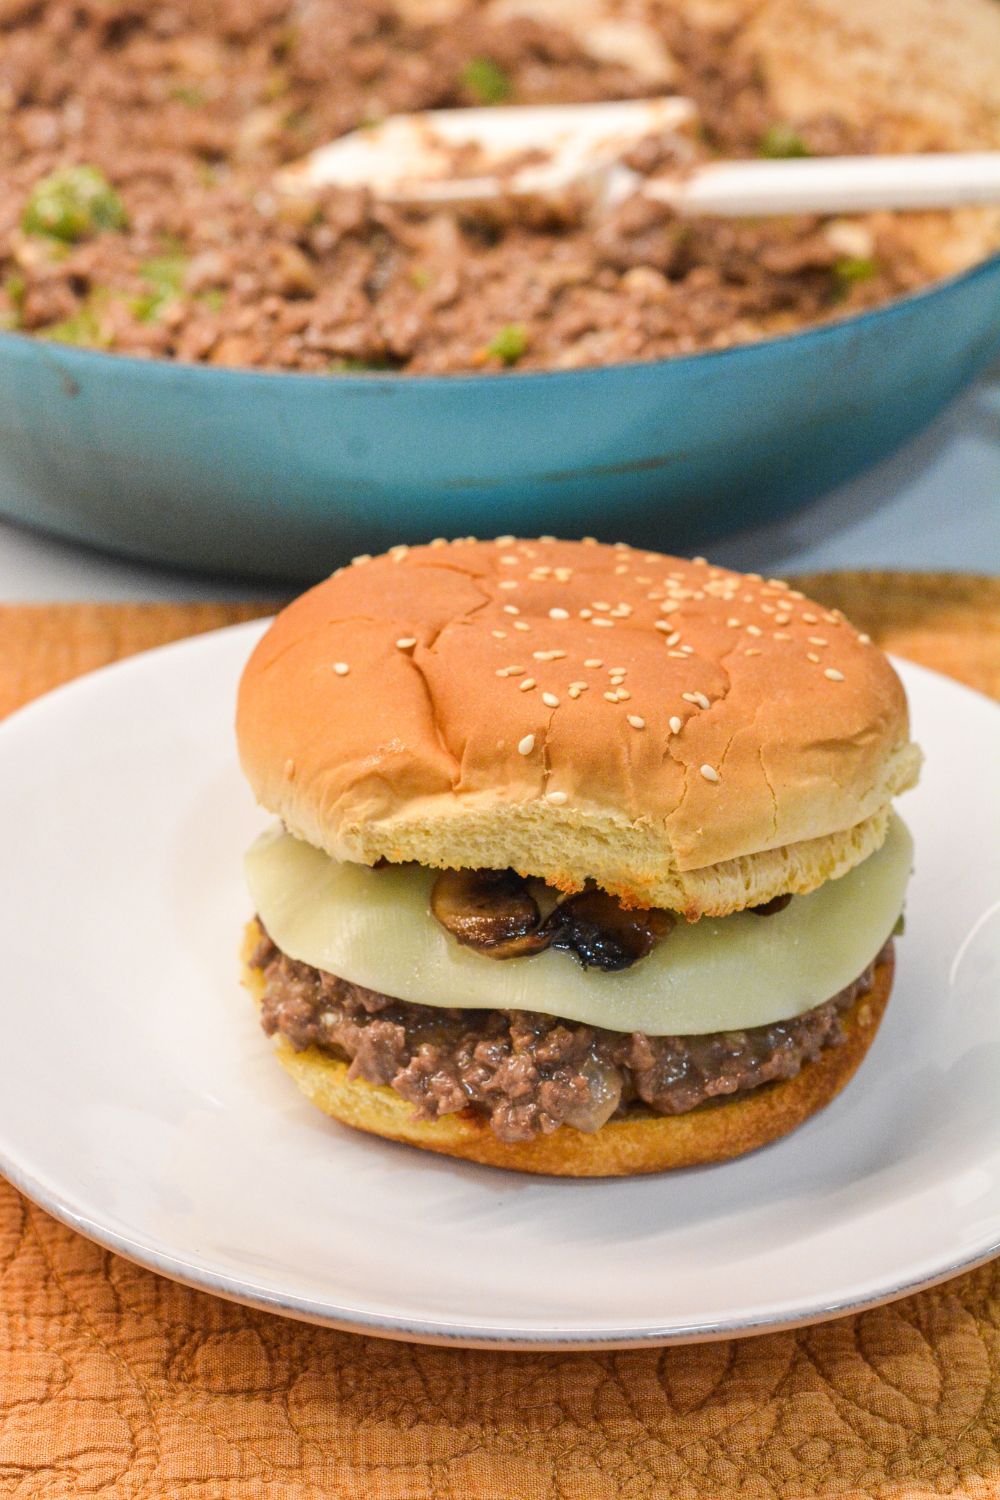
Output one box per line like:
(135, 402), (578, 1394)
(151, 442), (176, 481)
(236, 538), (921, 916)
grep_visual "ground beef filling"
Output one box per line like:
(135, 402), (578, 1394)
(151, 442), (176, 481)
(251, 926), (891, 1143)
(0, 0), (945, 372)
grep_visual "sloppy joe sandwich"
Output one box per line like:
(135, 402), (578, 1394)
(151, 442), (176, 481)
(237, 538), (920, 1176)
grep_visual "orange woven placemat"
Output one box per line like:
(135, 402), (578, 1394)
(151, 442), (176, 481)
(1, 575), (998, 1500)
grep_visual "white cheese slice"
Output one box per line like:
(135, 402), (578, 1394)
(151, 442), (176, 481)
(245, 813), (912, 1036)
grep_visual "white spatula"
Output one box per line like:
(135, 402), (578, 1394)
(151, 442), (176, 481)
(280, 97), (1000, 217)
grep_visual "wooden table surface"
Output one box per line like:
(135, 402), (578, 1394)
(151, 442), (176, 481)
(1, 572), (998, 1500)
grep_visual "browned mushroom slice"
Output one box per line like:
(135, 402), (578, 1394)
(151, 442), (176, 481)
(430, 868), (548, 957)
(545, 888), (674, 971)
(749, 893), (793, 916)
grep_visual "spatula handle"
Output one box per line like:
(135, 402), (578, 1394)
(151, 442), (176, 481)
(647, 154), (1000, 217)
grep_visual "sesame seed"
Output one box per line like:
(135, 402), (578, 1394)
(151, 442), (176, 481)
(603, 692), (619, 703)
(593, 618), (614, 629)
(744, 648), (762, 657)
(767, 578), (787, 589)
(495, 534), (515, 546)
(568, 686), (581, 699)
(694, 692), (711, 710)
(539, 534), (556, 543)
(726, 618), (741, 628)
(351, 553), (372, 565)
(823, 613), (840, 625)
(616, 689), (631, 701)
(700, 764), (720, 783)
(333, 662), (349, 676)
(654, 620), (674, 634)
(774, 632), (791, 642)
(584, 658), (603, 669)
(774, 613), (791, 625)
(746, 625), (762, 637)
(665, 632), (681, 647)
(807, 653), (820, 663)
(669, 716), (683, 734)
(579, 609), (593, 620)
(513, 621), (531, 632)
(517, 734), (535, 755)
(546, 790), (568, 805)
(554, 568), (573, 582)
(636, 575), (652, 585)
(760, 603), (776, 615)
(396, 637), (417, 650)
(808, 637), (828, 647)
(520, 678), (536, 691)
(824, 668), (845, 682)
(680, 645), (694, 655)
(533, 649), (567, 662)
(858, 633), (871, 645)
(430, 537), (447, 547)
(582, 535), (597, 544)
(593, 600), (611, 611)
(500, 555), (519, 565)
(491, 630), (507, 640)
(569, 681), (588, 691)
(628, 715), (646, 730)
(611, 604), (632, 617)
(801, 613), (818, 624)
(542, 692), (559, 708)
(548, 608), (570, 620)
(667, 650), (687, 658)
(499, 580), (518, 590)
(496, 666), (524, 677)
(503, 604), (520, 615)
(614, 564), (629, 575)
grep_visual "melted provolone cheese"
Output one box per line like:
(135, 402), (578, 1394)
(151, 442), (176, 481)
(245, 814), (912, 1036)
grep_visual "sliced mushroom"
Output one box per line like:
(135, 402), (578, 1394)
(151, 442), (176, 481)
(750, 893), (793, 916)
(430, 868), (549, 958)
(545, 888), (674, 972)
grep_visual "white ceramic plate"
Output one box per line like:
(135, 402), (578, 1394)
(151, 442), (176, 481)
(1, 622), (998, 1350)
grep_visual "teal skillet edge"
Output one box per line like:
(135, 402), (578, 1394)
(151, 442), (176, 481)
(1, 249), (998, 580)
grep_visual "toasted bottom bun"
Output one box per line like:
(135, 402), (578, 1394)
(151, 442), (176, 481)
(241, 923), (893, 1178)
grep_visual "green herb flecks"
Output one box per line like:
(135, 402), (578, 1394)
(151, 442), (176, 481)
(758, 124), (811, 159)
(461, 57), (512, 105)
(22, 166), (128, 243)
(37, 303), (109, 348)
(169, 84), (206, 107)
(328, 355), (398, 373)
(1, 272), (26, 329)
(485, 323), (528, 365)
(131, 253), (188, 322)
(833, 256), (879, 284)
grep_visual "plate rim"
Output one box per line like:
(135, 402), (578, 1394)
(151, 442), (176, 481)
(4, 1142), (1000, 1350)
(1, 623), (998, 1349)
